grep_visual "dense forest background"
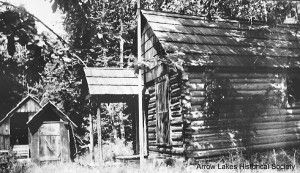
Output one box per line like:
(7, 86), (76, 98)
(1, 0), (300, 145)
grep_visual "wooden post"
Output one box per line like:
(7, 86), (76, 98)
(137, 0), (145, 165)
(120, 19), (124, 68)
(97, 106), (103, 166)
(89, 113), (95, 162)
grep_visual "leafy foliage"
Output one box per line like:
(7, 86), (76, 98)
(0, 6), (46, 116)
(49, 0), (137, 67)
(201, 69), (286, 148)
(144, 0), (300, 25)
(0, 4), (88, 138)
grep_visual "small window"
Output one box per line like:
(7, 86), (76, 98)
(156, 75), (170, 145)
(287, 77), (300, 105)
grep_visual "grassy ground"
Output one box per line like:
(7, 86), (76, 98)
(24, 160), (299, 173)
(15, 140), (300, 173)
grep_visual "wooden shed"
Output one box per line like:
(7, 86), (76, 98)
(140, 10), (300, 164)
(0, 95), (41, 157)
(27, 102), (77, 163)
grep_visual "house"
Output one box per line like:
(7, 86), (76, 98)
(140, 10), (300, 164)
(0, 96), (77, 163)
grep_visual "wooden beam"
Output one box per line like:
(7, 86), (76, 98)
(137, 0), (145, 165)
(97, 107), (103, 166)
(89, 113), (94, 162)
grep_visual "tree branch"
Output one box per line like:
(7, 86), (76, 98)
(0, 1), (87, 67)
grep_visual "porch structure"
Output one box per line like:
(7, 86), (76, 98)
(83, 67), (146, 162)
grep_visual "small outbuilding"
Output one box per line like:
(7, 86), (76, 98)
(140, 10), (300, 164)
(0, 96), (41, 156)
(27, 102), (77, 163)
(0, 96), (77, 163)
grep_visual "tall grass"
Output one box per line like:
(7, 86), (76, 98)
(22, 146), (300, 173)
(75, 138), (134, 165)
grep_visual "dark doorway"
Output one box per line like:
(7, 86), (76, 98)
(10, 113), (29, 145)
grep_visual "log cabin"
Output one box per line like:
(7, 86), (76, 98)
(140, 10), (300, 164)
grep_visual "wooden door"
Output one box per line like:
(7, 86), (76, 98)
(156, 75), (171, 145)
(39, 123), (61, 161)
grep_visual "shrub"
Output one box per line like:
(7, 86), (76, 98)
(0, 151), (30, 173)
(76, 138), (134, 164)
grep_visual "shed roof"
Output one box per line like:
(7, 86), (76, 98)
(84, 68), (139, 97)
(0, 95), (41, 124)
(27, 102), (77, 128)
(141, 10), (300, 68)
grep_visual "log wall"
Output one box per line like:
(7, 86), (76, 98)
(184, 68), (300, 164)
(146, 73), (185, 158)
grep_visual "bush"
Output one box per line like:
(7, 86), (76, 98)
(76, 138), (134, 164)
(0, 151), (30, 173)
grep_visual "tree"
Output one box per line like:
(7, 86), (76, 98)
(49, 0), (137, 67)
(0, 5), (47, 116)
(0, 3), (88, 138)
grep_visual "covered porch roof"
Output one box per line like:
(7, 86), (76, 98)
(83, 68), (140, 102)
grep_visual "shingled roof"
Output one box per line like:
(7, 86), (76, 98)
(141, 10), (300, 68)
(83, 68), (139, 97)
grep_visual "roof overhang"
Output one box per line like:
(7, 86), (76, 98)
(83, 68), (141, 101)
(0, 95), (41, 124)
(27, 102), (77, 128)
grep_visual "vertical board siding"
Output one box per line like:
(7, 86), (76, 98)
(184, 70), (300, 161)
(61, 124), (70, 162)
(142, 23), (163, 69)
(0, 119), (9, 136)
(16, 99), (40, 113)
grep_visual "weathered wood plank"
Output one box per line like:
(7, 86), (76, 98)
(186, 120), (300, 131)
(148, 102), (156, 109)
(186, 141), (233, 151)
(170, 110), (182, 117)
(148, 114), (156, 121)
(171, 126), (183, 132)
(190, 97), (205, 105)
(170, 102), (181, 110)
(171, 117), (182, 125)
(148, 127), (156, 133)
(148, 133), (156, 140)
(188, 114), (300, 125)
(148, 119), (156, 127)
(231, 83), (281, 90)
(190, 91), (206, 97)
(188, 83), (206, 91)
(148, 146), (185, 154)
(172, 133), (183, 141)
(186, 141), (300, 158)
(147, 108), (156, 115)
(216, 73), (283, 79)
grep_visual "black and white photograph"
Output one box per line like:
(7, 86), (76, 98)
(1, 0), (300, 172)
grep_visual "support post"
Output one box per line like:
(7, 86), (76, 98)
(137, 0), (145, 165)
(89, 113), (95, 162)
(97, 106), (103, 166)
